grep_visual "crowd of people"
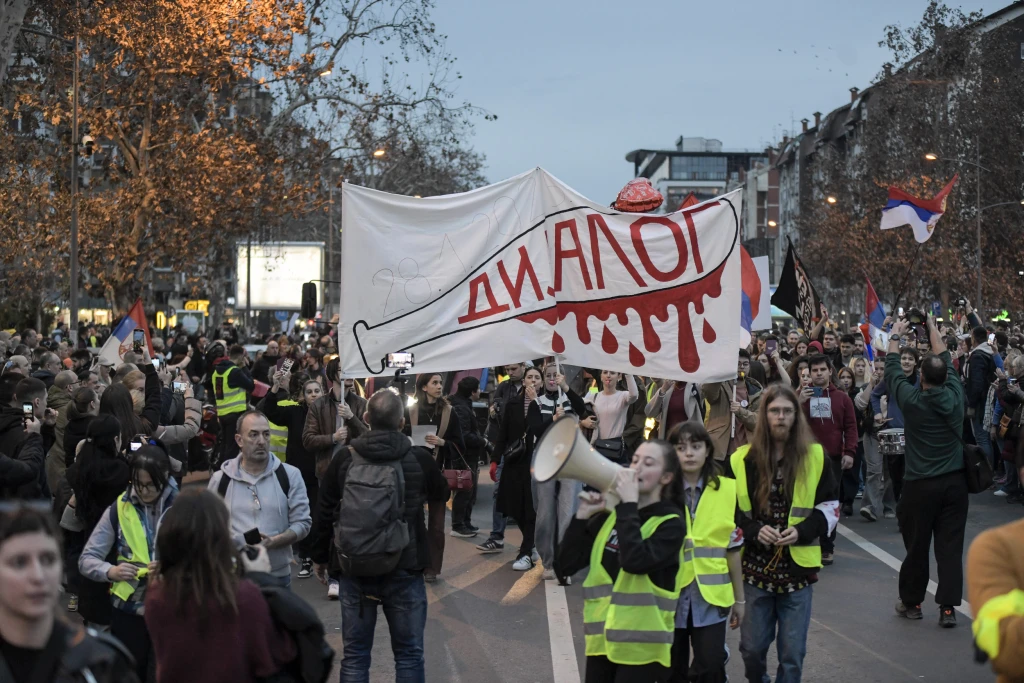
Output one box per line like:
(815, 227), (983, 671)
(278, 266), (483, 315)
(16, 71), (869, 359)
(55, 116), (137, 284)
(0, 293), (1022, 682)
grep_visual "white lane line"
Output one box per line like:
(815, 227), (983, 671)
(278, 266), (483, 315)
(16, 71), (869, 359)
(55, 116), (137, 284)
(501, 562), (544, 606)
(427, 554), (507, 605)
(545, 582), (581, 683)
(836, 523), (972, 618)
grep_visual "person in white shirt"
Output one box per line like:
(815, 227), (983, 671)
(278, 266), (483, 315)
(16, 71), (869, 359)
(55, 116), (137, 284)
(591, 370), (639, 464)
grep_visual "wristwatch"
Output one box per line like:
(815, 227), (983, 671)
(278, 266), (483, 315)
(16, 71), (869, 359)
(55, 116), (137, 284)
(889, 335), (901, 344)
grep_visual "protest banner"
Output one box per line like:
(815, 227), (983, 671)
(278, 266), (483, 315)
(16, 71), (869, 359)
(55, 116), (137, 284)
(339, 169), (742, 382)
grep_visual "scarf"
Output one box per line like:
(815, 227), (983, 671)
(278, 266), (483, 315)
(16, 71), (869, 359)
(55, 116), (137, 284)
(536, 389), (573, 418)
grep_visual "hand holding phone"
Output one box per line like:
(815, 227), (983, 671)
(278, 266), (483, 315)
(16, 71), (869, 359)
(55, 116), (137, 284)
(243, 528), (262, 546)
(132, 329), (145, 354)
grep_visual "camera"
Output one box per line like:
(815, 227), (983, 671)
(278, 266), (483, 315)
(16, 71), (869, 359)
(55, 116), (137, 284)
(385, 352), (414, 370)
(955, 297), (967, 308)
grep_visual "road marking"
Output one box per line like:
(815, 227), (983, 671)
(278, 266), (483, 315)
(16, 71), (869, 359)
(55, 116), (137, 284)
(500, 562), (544, 605)
(836, 523), (972, 618)
(426, 554), (507, 605)
(545, 582), (581, 683)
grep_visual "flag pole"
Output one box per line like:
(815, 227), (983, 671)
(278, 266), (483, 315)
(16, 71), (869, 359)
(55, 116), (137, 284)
(891, 243), (923, 316)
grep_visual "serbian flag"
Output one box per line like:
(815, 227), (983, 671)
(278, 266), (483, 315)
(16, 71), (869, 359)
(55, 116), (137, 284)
(861, 277), (888, 357)
(880, 175), (958, 243)
(739, 246), (761, 347)
(98, 298), (154, 368)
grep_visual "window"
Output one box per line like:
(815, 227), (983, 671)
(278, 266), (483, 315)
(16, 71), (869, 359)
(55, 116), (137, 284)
(669, 156), (727, 181)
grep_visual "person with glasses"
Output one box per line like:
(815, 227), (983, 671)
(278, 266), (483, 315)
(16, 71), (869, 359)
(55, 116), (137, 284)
(727, 385), (838, 683)
(79, 444), (176, 680)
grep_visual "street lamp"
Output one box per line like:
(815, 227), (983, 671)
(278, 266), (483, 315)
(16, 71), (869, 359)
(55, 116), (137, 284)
(826, 196), (837, 204)
(767, 220), (777, 227)
(924, 143), (990, 309)
(373, 149), (386, 158)
(319, 68), (332, 77)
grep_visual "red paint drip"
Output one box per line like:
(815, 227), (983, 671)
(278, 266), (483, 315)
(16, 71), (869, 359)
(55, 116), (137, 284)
(518, 258), (727, 373)
(628, 342), (645, 367)
(703, 319), (717, 343)
(552, 331), (565, 353)
(601, 325), (618, 354)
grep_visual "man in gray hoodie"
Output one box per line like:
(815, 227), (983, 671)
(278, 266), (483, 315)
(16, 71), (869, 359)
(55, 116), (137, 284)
(209, 410), (311, 588)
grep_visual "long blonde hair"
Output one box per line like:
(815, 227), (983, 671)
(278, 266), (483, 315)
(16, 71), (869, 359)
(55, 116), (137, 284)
(745, 384), (817, 518)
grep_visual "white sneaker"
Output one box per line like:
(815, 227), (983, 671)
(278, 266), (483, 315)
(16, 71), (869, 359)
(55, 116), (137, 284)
(994, 489), (1009, 497)
(512, 554), (534, 571)
(542, 568), (556, 581)
(327, 579), (340, 600)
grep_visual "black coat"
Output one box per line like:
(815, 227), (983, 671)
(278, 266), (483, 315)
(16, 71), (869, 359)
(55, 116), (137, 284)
(0, 406), (46, 499)
(63, 414), (95, 469)
(0, 621), (138, 683)
(262, 389), (315, 481)
(248, 572), (334, 683)
(449, 393), (486, 467)
(310, 430), (449, 573)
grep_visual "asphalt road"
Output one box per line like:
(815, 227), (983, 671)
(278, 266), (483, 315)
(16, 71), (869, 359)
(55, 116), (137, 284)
(290, 475), (1022, 683)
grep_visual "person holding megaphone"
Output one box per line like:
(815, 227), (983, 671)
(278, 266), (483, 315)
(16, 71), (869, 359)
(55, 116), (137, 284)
(556, 440), (686, 683)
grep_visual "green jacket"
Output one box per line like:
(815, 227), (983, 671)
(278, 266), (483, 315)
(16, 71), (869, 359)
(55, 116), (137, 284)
(884, 350), (964, 480)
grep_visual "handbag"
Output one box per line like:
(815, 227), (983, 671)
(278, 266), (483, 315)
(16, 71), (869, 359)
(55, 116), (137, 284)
(929, 405), (993, 494)
(592, 436), (626, 464)
(433, 404), (474, 492)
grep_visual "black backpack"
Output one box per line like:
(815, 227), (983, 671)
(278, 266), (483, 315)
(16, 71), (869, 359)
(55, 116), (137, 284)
(217, 465), (290, 497)
(334, 447), (411, 577)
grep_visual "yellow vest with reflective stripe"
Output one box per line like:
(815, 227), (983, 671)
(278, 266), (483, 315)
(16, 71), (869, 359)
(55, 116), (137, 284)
(730, 443), (824, 569)
(678, 477), (737, 607)
(110, 498), (151, 602)
(212, 366), (247, 415)
(268, 399), (299, 463)
(973, 588), (1024, 662)
(582, 511), (681, 667)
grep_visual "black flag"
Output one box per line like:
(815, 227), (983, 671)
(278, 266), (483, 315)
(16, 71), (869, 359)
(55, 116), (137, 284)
(771, 241), (825, 333)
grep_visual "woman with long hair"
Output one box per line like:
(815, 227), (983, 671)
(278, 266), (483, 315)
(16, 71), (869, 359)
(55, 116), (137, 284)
(667, 422), (743, 683)
(0, 506), (138, 682)
(63, 386), (99, 469)
(79, 445), (177, 680)
(494, 366), (543, 572)
(100, 384), (148, 453)
(556, 440), (685, 683)
(145, 490), (296, 683)
(410, 372), (465, 582)
(262, 369), (320, 579)
(591, 370), (639, 464)
(727, 384), (839, 683)
(786, 356), (810, 389)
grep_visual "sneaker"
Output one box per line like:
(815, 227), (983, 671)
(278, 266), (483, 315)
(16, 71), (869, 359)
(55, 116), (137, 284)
(841, 503), (853, 517)
(512, 554), (534, 571)
(994, 488), (1009, 497)
(476, 538), (504, 553)
(298, 558), (313, 579)
(895, 600), (923, 619)
(860, 506), (878, 522)
(883, 510), (897, 519)
(542, 568), (556, 581)
(424, 572), (438, 583)
(327, 579), (340, 600)
(465, 523), (479, 533)
(67, 593), (79, 612)
(821, 552), (834, 566)
(939, 606), (957, 628)
(1006, 492), (1024, 504)
(855, 489), (864, 500)
(450, 527), (477, 538)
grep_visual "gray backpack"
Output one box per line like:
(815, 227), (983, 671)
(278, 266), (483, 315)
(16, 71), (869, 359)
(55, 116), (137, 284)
(334, 447), (411, 577)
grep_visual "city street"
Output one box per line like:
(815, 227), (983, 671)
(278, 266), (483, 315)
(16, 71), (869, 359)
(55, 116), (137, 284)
(293, 474), (1018, 682)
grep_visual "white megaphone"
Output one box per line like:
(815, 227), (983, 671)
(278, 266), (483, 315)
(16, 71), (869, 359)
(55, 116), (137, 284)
(532, 415), (626, 508)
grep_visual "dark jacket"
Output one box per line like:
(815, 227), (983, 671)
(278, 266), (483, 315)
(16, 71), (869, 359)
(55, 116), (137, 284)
(800, 383), (858, 460)
(966, 343), (998, 413)
(301, 391), (368, 463)
(63, 414), (95, 469)
(263, 389), (316, 481)
(726, 448), (838, 577)
(0, 406), (46, 499)
(310, 430), (449, 572)
(557, 500), (685, 592)
(0, 620), (139, 683)
(248, 571), (334, 683)
(252, 353), (280, 386)
(486, 378), (522, 444)
(409, 400), (466, 470)
(31, 368), (57, 389)
(449, 393), (486, 467)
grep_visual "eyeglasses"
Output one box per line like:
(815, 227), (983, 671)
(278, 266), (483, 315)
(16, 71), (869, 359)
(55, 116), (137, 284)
(135, 481), (160, 493)
(248, 485), (261, 511)
(767, 407), (796, 417)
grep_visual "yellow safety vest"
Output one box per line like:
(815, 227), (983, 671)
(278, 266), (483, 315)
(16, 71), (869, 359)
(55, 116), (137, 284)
(212, 366), (247, 416)
(268, 399), (299, 463)
(973, 588), (1024, 662)
(678, 477), (737, 607)
(582, 512), (681, 668)
(730, 443), (824, 569)
(110, 498), (151, 602)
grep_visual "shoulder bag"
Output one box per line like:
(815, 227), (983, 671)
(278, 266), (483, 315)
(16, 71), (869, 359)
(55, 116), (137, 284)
(437, 404), (474, 492)
(928, 405), (993, 494)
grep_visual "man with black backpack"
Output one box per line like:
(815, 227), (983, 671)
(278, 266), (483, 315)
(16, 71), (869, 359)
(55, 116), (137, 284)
(309, 388), (449, 681)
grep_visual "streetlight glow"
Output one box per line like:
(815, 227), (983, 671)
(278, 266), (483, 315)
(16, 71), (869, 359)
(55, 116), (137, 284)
(767, 220), (777, 227)
(373, 149), (386, 158)
(924, 153), (939, 161)
(826, 196), (837, 204)
(319, 68), (332, 77)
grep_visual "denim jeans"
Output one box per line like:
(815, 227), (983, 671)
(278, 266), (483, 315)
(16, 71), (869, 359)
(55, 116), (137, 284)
(532, 478), (581, 569)
(338, 570), (427, 683)
(739, 583), (813, 683)
(260, 572), (292, 590)
(489, 457), (507, 541)
(972, 415), (994, 466)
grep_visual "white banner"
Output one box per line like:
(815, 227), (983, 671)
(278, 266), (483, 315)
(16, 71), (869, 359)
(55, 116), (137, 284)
(339, 169), (742, 382)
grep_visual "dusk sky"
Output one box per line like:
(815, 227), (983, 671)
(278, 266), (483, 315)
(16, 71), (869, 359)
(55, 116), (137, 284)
(430, 0), (990, 202)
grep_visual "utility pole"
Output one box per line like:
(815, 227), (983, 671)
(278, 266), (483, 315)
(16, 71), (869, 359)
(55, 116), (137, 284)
(69, 34), (79, 345)
(975, 135), (982, 312)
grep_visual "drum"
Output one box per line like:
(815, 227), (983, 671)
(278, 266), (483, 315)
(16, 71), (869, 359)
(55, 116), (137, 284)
(877, 428), (905, 456)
